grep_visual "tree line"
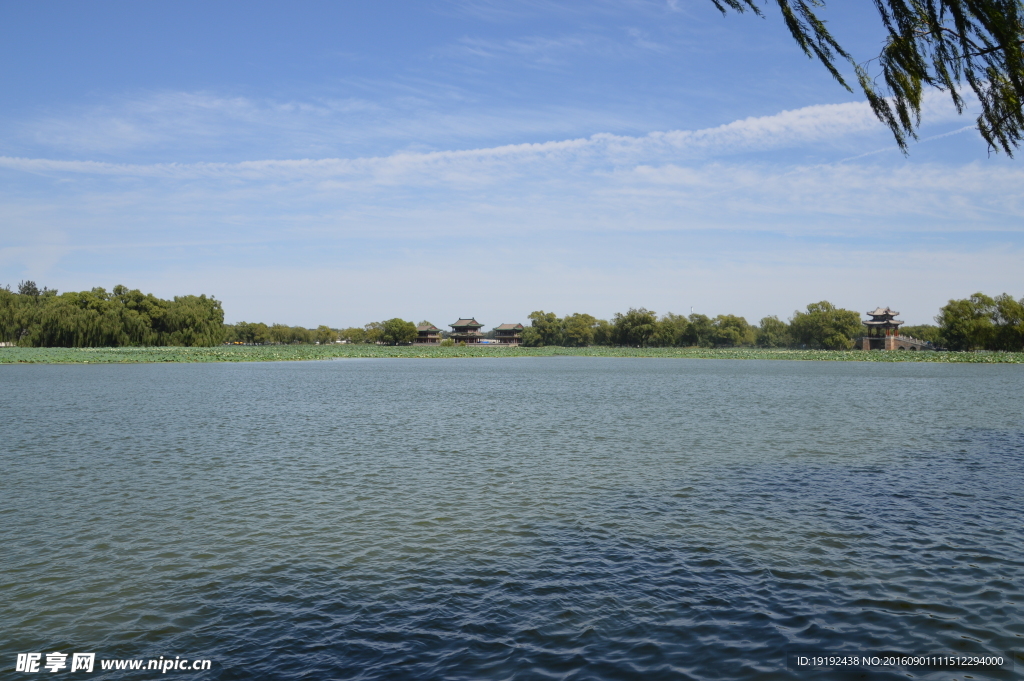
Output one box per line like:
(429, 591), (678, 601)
(1, 282), (225, 347)
(934, 293), (1024, 352)
(3, 282), (1021, 352)
(230, 294), (1023, 352)
(226, 321), (338, 346)
(224, 318), (421, 346)
(515, 294), (1023, 351)
(518, 304), (866, 349)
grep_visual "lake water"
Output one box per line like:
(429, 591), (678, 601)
(2, 358), (1022, 680)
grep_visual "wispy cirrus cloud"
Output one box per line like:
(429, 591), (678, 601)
(445, 34), (592, 64)
(6, 92), (384, 158)
(3, 88), (672, 162)
(441, 25), (672, 67)
(613, 161), (1024, 227)
(0, 91), (967, 186)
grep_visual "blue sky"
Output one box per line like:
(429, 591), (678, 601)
(1, 0), (1020, 327)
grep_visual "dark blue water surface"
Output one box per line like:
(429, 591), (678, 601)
(2, 358), (1022, 680)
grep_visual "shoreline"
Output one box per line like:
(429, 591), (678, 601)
(2, 345), (1022, 364)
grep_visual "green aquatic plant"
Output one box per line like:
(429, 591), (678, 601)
(1, 345), (1022, 364)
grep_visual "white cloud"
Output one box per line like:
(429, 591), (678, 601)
(8, 92), (386, 158)
(3, 79), (974, 173)
(1, 93), (1017, 250)
(0, 95), (957, 182)
(615, 160), (1024, 224)
(5, 88), (671, 162)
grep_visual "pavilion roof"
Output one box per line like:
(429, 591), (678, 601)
(867, 306), (900, 316)
(417, 324), (441, 332)
(451, 318), (483, 328)
(494, 323), (524, 330)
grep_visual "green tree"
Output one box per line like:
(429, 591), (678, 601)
(756, 315), (791, 348)
(523, 311), (564, 347)
(562, 313), (598, 347)
(315, 325), (337, 345)
(248, 322), (270, 344)
(24, 287), (140, 347)
(612, 308), (659, 347)
(520, 327), (541, 347)
(710, 314), (754, 347)
(682, 313), (714, 347)
(338, 327), (367, 343)
(900, 323), (941, 344)
(716, 0), (1024, 154)
(17, 280), (40, 297)
(223, 324), (239, 343)
(592, 319), (615, 346)
(1, 286), (37, 344)
(364, 321), (384, 345)
(111, 285), (166, 345)
(378, 318), (417, 345)
(161, 295), (227, 346)
(789, 301), (862, 349)
(0, 286), (17, 343)
(654, 313), (691, 347)
(268, 323), (293, 345)
(937, 292), (996, 350)
(229, 321), (268, 344)
(27, 291), (119, 347)
(2, 284), (225, 347)
(992, 293), (1024, 350)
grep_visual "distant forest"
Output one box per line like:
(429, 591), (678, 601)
(2, 282), (1022, 352)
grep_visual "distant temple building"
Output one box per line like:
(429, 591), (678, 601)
(861, 307), (930, 351)
(416, 323), (442, 344)
(450, 318), (485, 344)
(493, 323), (524, 345)
(414, 318), (525, 346)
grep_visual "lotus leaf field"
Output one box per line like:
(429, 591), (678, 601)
(2, 345), (1023, 364)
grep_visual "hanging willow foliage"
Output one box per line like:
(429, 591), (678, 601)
(0, 285), (226, 347)
(714, 0), (1024, 154)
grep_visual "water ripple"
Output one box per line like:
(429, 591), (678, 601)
(2, 359), (1022, 679)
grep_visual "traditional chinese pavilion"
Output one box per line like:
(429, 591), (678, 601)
(416, 323), (442, 344)
(861, 307), (904, 350)
(493, 323), (524, 345)
(450, 318), (485, 344)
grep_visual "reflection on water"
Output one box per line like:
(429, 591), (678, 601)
(2, 358), (1022, 679)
